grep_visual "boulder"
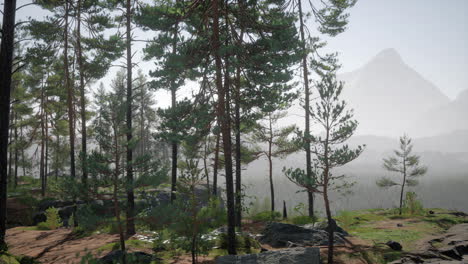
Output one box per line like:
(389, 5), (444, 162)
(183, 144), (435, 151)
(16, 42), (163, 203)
(259, 222), (344, 248)
(99, 250), (153, 264)
(216, 247), (320, 264)
(386, 241), (403, 251)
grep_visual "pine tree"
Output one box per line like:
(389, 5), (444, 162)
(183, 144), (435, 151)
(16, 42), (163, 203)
(291, 0), (357, 220)
(0, 0), (18, 250)
(285, 68), (363, 264)
(250, 111), (299, 212)
(377, 135), (427, 215)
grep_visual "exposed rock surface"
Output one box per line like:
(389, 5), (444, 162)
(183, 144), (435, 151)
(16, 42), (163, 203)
(390, 223), (468, 263)
(215, 247), (320, 264)
(258, 222), (345, 247)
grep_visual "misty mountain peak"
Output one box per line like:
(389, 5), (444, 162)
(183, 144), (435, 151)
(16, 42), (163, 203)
(374, 48), (402, 61)
(367, 48), (405, 69)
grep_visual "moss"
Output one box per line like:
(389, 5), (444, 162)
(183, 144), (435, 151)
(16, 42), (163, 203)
(0, 253), (20, 264)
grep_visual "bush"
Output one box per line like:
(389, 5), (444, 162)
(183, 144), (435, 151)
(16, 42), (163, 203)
(37, 207), (62, 230)
(290, 215), (315, 225)
(251, 211), (281, 222)
(403, 192), (424, 216)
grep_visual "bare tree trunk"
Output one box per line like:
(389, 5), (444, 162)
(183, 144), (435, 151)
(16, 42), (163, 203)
(0, 0), (17, 249)
(8, 115), (13, 186)
(113, 127), (126, 264)
(324, 125), (334, 263)
(14, 113), (18, 188)
(268, 114), (275, 212)
(125, 0), (136, 237)
(234, 62), (242, 228)
(77, 0), (88, 192)
(170, 14), (179, 203)
(399, 159), (407, 215)
(212, 0), (236, 254)
(40, 87), (46, 197)
(212, 128), (220, 196)
(297, 0), (314, 219)
(64, 0), (76, 179)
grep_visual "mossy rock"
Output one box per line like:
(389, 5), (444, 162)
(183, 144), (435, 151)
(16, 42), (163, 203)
(0, 253), (20, 264)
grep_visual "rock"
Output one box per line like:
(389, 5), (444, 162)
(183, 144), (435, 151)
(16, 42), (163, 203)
(307, 219), (348, 236)
(325, 219), (349, 236)
(259, 222), (344, 247)
(386, 241), (403, 251)
(99, 250), (153, 264)
(390, 223), (468, 263)
(216, 247), (320, 264)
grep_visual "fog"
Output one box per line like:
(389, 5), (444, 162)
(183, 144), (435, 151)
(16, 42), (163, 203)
(237, 49), (468, 215)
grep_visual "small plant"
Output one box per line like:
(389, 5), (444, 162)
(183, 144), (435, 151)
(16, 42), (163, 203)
(403, 192), (424, 216)
(251, 211), (281, 222)
(291, 215), (315, 225)
(38, 207), (62, 230)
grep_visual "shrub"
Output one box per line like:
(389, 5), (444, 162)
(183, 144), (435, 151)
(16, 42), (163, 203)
(38, 207), (62, 230)
(291, 215), (315, 225)
(251, 211), (281, 222)
(403, 192), (424, 216)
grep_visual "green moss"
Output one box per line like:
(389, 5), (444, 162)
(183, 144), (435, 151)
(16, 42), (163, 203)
(0, 253), (20, 264)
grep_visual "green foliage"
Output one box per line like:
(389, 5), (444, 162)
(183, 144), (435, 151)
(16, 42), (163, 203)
(336, 210), (354, 231)
(0, 253), (20, 264)
(402, 192), (424, 216)
(216, 233), (260, 253)
(290, 215), (315, 225)
(38, 207), (62, 230)
(251, 211), (281, 222)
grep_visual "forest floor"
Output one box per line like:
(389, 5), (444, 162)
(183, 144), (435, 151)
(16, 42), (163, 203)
(5, 208), (468, 264)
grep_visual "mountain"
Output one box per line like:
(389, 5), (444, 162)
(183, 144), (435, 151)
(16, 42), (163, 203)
(409, 89), (468, 137)
(338, 48), (450, 137)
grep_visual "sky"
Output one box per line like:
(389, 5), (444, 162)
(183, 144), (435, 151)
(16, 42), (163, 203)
(8, 0), (468, 104)
(321, 0), (468, 100)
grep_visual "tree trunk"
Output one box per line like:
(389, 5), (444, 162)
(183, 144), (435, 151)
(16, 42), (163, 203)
(170, 17), (179, 203)
(64, 0), (76, 179)
(283, 200), (287, 219)
(399, 158), (407, 215)
(297, 0), (314, 219)
(8, 115), (13, 186)
(125, 0), (136, 237)
(45, 109), (49, 190)
(77, 0), (88, 192)
(324, 125), (334, 263)
(323, 176), (334, 264)
(40, 87), (46, 197)
(14, 113), (18, 188)
(113, 127), (126, 264)
(268, 114), (275, 212)
(212, 0), (236, 254)
(234, 63), (242, 228)
(212, 127), (220, 196)
(0, 0), (17, 249)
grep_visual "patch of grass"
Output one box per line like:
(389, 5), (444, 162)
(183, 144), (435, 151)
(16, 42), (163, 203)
(289, 215), (315, 225)
(250, 211), (281, 222)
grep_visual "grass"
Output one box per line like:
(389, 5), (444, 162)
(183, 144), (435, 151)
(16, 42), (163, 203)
(333, 208), (468, 263)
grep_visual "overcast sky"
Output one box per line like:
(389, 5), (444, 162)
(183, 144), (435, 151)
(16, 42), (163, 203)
(10, 0), (468, 104)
